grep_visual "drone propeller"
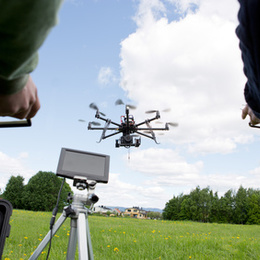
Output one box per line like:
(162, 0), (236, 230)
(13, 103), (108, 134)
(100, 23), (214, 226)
(115, 99), (124, 106)
(127, 104), (137, 110)
(146, 108), (171, 114)
(162, 108), (171, 112)
(89, 102), (98, 110)
(79, 119), (101, 126)
(89, 103), (106, 116)
(145, 110), (158, 114)
(89, 121), (101, 126)
(167, 122), (178, 127)
(115, 99), (136, 109)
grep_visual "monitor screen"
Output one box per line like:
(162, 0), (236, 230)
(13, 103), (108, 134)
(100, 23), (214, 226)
(56, 148), (109, 183)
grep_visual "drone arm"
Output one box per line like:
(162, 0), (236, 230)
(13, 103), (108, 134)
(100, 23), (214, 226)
(135, 120), (147, 127)
(136, 122), (170, 131)
(136, 126), (168, 131)
(109, 121), (122, 127)
(88, 126), (119, 130)
(95, 113), (121, 127)
(136, 113), (160, 127)
(101, 131), (121, 140)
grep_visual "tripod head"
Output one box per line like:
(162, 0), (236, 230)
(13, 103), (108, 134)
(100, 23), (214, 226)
(73, 176), (90, 190)
(71, 176), (99, 209)
(73, 176), (97, 192)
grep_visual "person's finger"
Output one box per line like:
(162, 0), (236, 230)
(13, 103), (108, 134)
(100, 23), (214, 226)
(241, 105), (249, 119)
(26, 95), (41, 119)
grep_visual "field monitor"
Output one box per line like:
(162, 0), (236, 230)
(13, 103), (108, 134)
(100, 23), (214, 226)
(56, 148), (109, 183)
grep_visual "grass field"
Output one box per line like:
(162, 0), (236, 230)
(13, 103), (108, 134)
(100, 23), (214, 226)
(2, 209), (260, 260)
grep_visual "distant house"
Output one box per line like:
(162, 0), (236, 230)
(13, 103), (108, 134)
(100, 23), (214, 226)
(114, 208), (121, 216)
(93, 205), (112, 214)
(124, 207), (147, 219)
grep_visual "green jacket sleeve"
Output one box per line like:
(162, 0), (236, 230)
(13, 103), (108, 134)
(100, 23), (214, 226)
(0, 0), (63, 95)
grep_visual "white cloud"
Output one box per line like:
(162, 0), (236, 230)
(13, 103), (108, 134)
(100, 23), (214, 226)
(187, 137), (237, 154)
(0, 151), (34, 191)
(133, 0), (167, 27)
(18, 152), (29, 159)
(113, 0), (260, 207)
(98, 66), (117, 86)
(127, 148), (258, 196)
(166, 0), (238, 22)
(250, 166), (260, 176)
(126, 148), (203, 175)
(92, 148), (259, 208)
(198, 172), (260, 197)
(94, 173), (168, 208)
(120, 0), (251, 155)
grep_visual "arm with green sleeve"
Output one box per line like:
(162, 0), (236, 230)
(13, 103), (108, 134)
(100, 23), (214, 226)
(236, 0), (260, 125)
(0, 0), (63, 119)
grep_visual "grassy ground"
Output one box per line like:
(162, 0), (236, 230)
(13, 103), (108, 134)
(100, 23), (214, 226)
(2, 209), (260, 259)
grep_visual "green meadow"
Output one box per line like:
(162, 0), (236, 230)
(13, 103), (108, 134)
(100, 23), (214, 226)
(2, 210), (260, 260)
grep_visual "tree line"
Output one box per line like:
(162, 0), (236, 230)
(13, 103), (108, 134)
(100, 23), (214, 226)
(163, 186), (260, 225)
(1, 171), (72, 211)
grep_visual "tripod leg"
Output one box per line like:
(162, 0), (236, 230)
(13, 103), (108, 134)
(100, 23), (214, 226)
(77, 212), (88, 260)
(85, 216), (94, 260)
(66, 218), (77, 260)
(29, 213), (67, 260)
(77, 212), (94, 260)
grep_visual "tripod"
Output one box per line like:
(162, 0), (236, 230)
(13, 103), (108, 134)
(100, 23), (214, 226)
(29, 179), (98, 260)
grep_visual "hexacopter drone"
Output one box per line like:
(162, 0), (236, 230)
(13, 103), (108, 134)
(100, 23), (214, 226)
(86, 99), (178, 148)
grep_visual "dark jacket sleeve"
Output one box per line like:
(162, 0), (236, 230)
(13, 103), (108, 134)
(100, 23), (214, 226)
(0, 0), (63, 95)
(236, 0), (260, 118)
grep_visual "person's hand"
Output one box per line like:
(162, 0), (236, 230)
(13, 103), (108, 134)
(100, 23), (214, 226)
(0, 76), (40, 119)
(242, 104), (260, 125)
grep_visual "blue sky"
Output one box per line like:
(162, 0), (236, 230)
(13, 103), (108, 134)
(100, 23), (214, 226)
(1, 0), (260, 209)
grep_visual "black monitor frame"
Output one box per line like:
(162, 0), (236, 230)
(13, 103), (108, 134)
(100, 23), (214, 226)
(56, 148), (109, 183)
(0, 119), (31, 128)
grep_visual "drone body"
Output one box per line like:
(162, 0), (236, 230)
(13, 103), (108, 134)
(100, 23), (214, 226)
(87, 100), (177, 148)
